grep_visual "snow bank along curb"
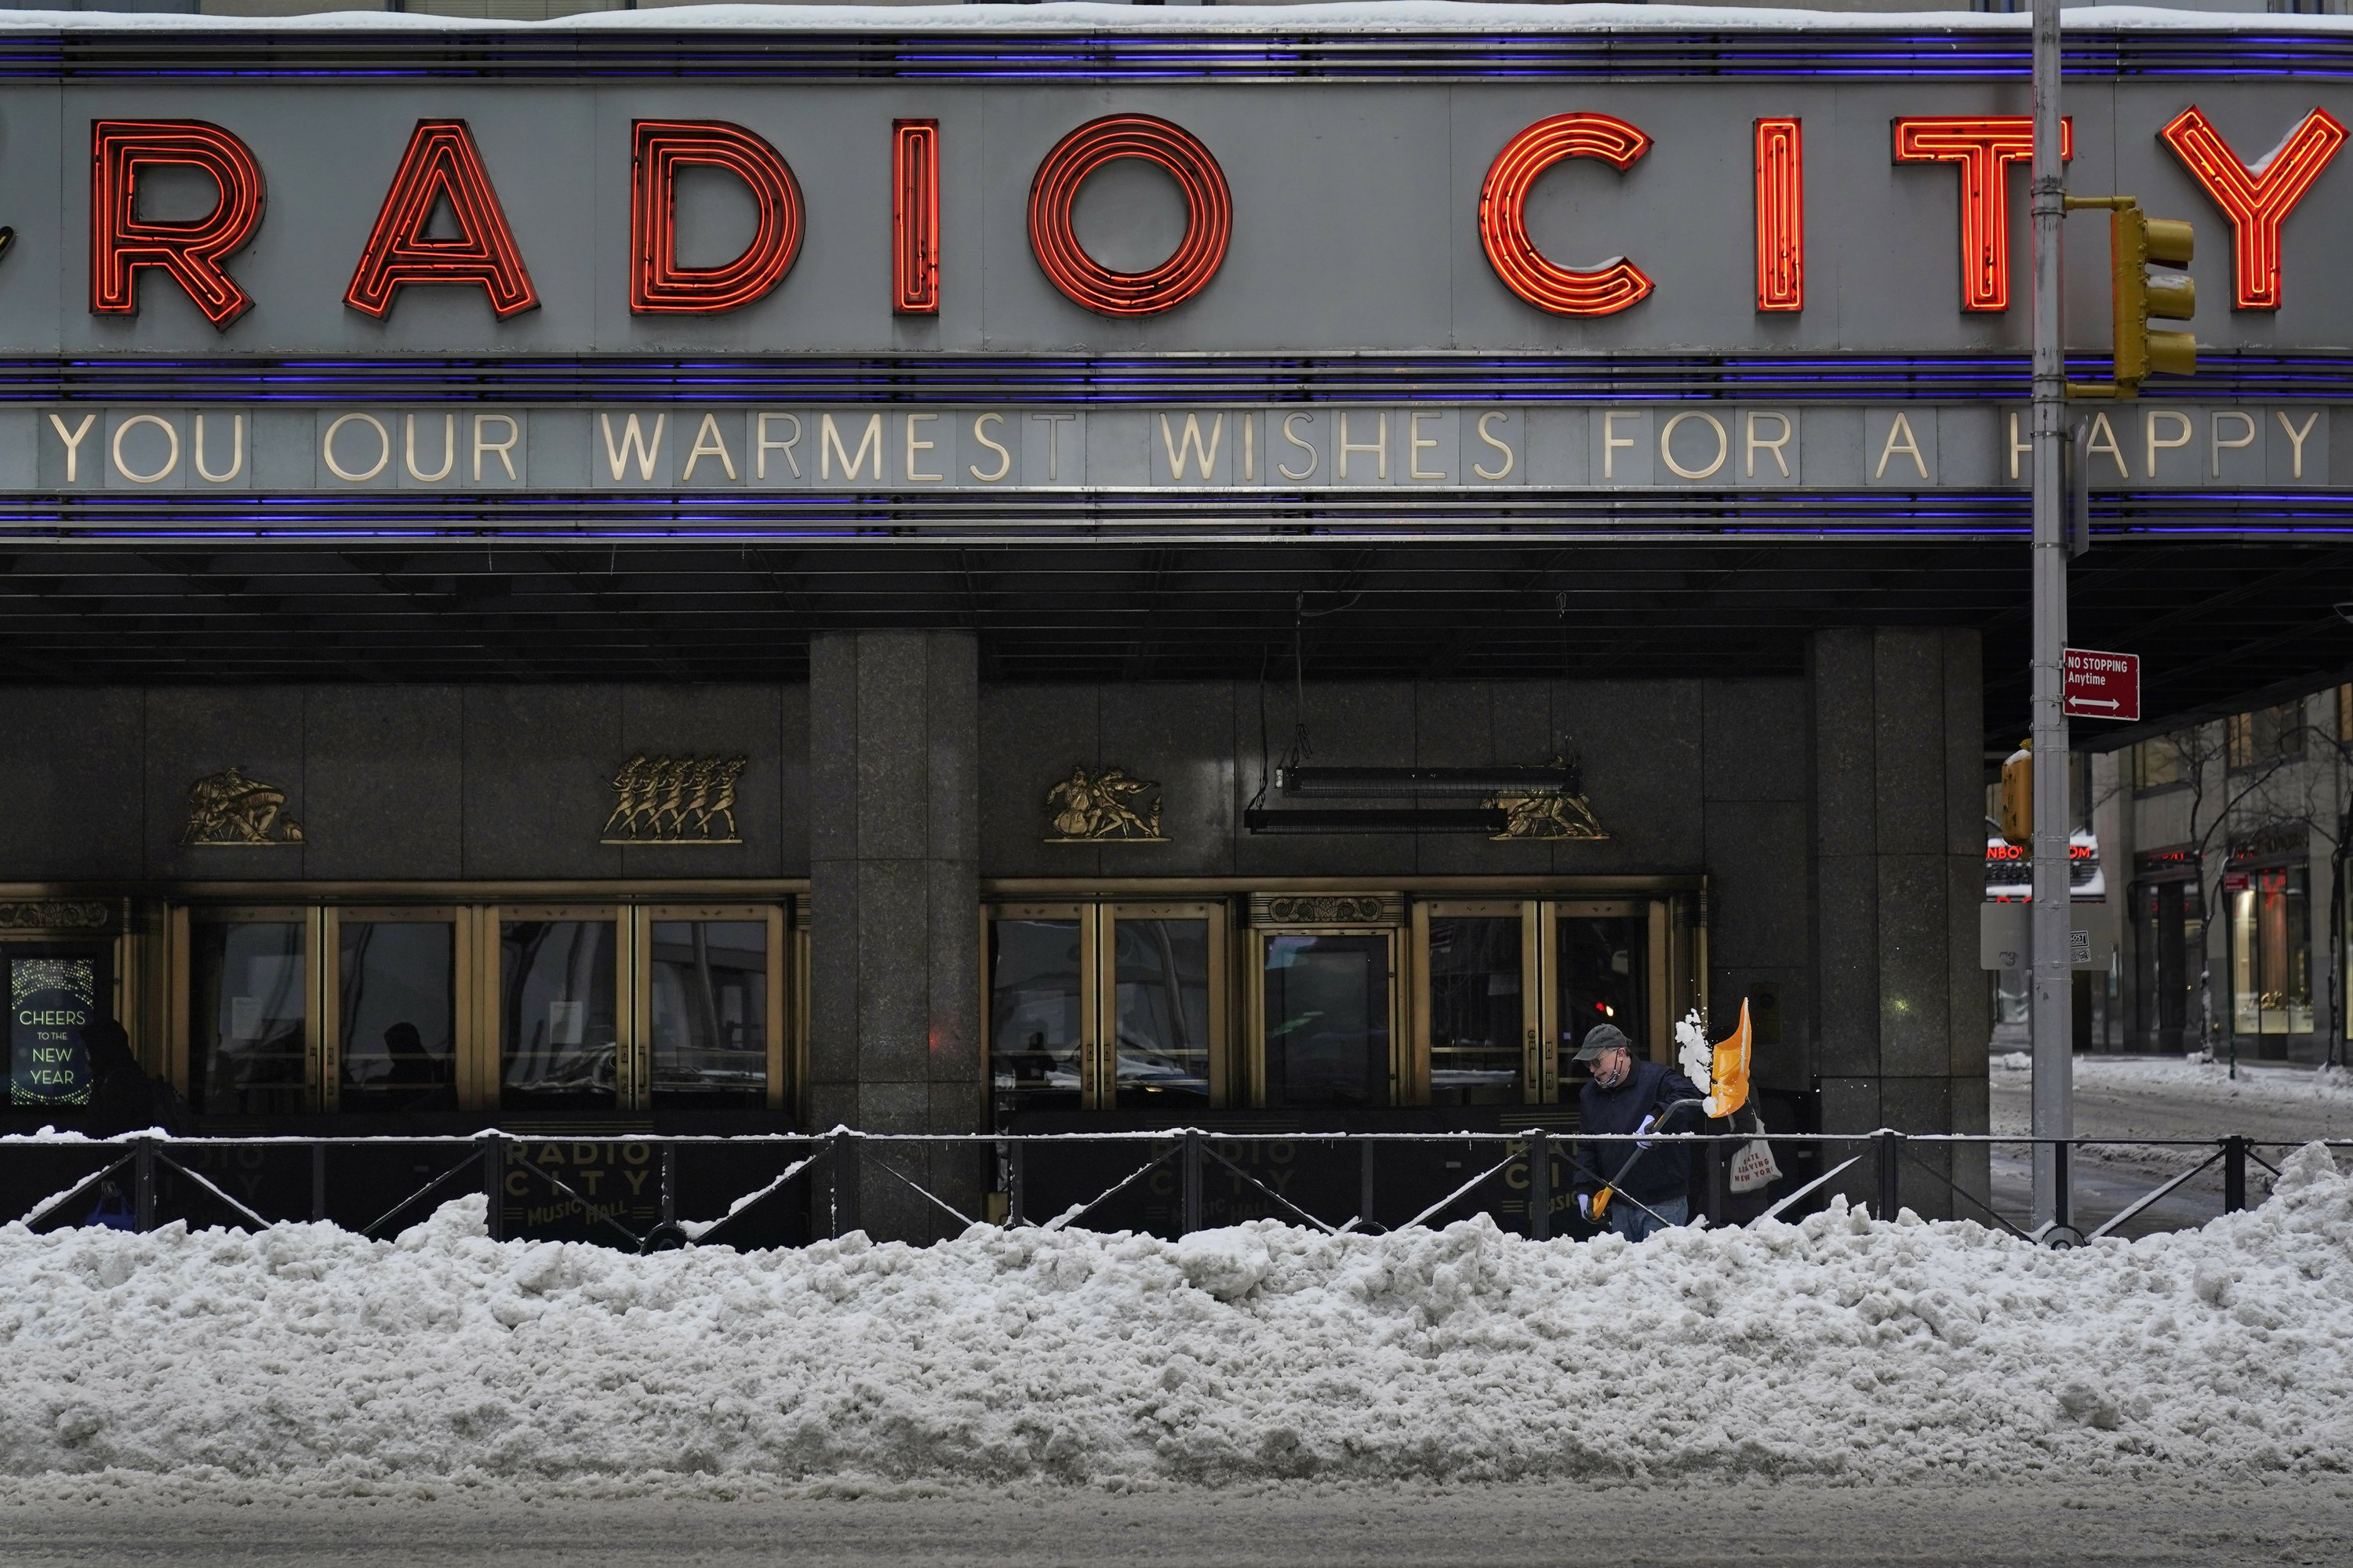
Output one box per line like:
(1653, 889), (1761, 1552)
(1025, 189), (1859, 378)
(3, 1144), (2351, 1489)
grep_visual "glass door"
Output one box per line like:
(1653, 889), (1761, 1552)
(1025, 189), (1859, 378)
(636, 904), (787, 1111)
(1249, 925), (1399, 1110)
(987, 901), (1227, 1121)
(189, 908), (322, 1115)
(1101, 903), (1224, 1111)
(327, 907), (464, 1115)
(490, 907), (624, 1115)
(1413, 900), (1540, 1107)
(1540, 900), (1659, 1094)
(2132, 879), (2203, 1051)
(989, 904), (1092, 1121)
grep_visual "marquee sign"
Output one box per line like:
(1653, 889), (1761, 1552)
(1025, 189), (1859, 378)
(47, 100), (2353, 333)
(7, 20), (2353, 545)
(5, 401), (2330, 495)
(3, 78), (2353, 359)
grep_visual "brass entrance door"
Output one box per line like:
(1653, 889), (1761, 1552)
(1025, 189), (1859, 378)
(987, 901), (1227, 1119)
(1412, 900), (1540, 1107)
(1540, 899), (1668, 1097)
(1405, 896), (1686, 1107)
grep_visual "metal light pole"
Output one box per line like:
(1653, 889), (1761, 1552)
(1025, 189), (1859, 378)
(2028, 0), (2073, 1234)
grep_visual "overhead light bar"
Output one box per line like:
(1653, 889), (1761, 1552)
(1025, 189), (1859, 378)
(1244, 806), (1509, 835)
(1276, 765), (1570, 798)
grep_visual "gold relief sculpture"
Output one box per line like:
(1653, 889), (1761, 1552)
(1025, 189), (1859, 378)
(602, 755), (747, 844)
(180, 768), (304, 846)
(1046, 766), (1166, 843)
(1266, 895), (1388, 924)
(1486, 791), (1608, 841)
(1484, 756), (1608, 842)
(0, 901), (113, 933)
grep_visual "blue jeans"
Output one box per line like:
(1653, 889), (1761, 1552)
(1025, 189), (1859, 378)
(1608, 1193), (1689, 1242)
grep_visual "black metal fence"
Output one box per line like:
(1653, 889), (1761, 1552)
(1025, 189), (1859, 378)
(4, 1130), (2342, 1252)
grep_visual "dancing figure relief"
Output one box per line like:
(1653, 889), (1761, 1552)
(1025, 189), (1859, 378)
(602, 754), (748, 844)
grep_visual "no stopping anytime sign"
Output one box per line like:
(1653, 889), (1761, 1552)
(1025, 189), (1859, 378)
(2064, 649), (2141, 722)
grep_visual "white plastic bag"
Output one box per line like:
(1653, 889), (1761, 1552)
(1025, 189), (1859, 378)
(1728, 1138), (1783, 1194)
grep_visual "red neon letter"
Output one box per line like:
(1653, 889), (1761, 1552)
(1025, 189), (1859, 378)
(90, 121), (265, 329)
(629, 120), (802, 315)
(1027, 115), (1231, 317)
(1754, 118), (1803, 312)
(893, 119), (940, 315)
(344, 121), (537, 321)
(2161, 106), (2346, 311)
(1893, 116), (2072, 312)
(1478, 114), (1654, 318)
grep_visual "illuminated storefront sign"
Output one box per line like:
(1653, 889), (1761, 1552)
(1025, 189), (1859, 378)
(1986, 835), (2103, 903)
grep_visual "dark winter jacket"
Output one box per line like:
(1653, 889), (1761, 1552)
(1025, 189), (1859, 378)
(1575, 1058), (1705, 1206)
(81, 1023), (188, 1138)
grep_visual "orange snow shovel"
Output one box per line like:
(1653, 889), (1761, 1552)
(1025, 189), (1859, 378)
(1591, 999), (1752, 1224)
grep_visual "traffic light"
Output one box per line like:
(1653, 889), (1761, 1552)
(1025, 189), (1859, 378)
(1998, 739), (2032, 846)
(2064, 195), (2195, 398)
(2113, 205), (2195, 388)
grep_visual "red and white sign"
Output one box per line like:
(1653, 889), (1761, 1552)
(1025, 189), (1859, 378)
(2064, 648), (2141, 721)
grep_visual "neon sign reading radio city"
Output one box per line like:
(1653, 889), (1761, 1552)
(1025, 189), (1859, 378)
(88, 104), (2352, 330)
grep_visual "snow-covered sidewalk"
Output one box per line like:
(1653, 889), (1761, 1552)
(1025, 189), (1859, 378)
(5, 1145), (2352, 1493)
(1995, 1052), (2353, 1108)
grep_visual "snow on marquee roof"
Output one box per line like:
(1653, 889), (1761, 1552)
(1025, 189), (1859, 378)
(8, 4), (2353, 38)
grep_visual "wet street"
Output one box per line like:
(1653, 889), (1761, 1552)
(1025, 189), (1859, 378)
(1986, 1054), (2353, 1237)
(1, 1484), (2348, 1567)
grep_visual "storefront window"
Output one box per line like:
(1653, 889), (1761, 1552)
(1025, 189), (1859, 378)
(340, 921), (456, 1111)
(500, 920), (617, 1111)
(991, 918), (1083, 1116)
(192, 922), (307, 1115)
(1426, 916), (1524, 1105)
(1109, 916), (1211, 1108)
(2231, 868), (2311, 1040)
(649, 919), (767, 1108)
(1556, 915), (1646, 1084)
(1262, 933), (1390, 1108)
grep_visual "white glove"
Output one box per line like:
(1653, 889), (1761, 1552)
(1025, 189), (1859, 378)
(1577, 1192), (1595, 1223)
(1635, 1113), (1657, 1150)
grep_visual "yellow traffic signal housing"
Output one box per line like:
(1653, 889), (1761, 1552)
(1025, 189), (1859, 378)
(2115, 206), (2195, 386)
(1998, 740), (2032, 846)
(2065, 196), (2195, 398)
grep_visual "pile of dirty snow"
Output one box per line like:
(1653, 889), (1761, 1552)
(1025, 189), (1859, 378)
(5, 1145), (2353, 1493)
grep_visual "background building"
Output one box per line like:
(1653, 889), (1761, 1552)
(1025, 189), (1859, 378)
(2081, 682), (2352, 1065)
